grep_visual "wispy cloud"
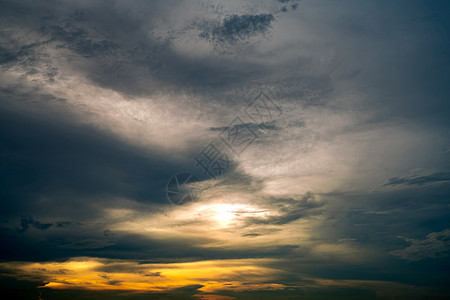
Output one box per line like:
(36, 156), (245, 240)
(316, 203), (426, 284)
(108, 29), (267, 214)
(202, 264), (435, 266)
(385, 172), (450, 186)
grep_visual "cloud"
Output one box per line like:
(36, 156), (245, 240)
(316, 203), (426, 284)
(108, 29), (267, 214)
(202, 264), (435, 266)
(244, 192), (324, 226)
(41, 23), (118, 58)
(17, 216), (52, 233)
(209, 120), (281, 135)
(0, 107), (185, 218)
(0, 46), (18, 64)
(390, 229), (450, 261)
(0, 257), (288, 293)
(200, 14), (275, 45)
(1, 0), (450, 298)
(385, 172), (450, 186)
(2, 257), (450, 299)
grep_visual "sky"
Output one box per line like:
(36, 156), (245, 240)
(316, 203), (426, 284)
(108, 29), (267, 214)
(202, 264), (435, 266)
(1, 0), (450, 299)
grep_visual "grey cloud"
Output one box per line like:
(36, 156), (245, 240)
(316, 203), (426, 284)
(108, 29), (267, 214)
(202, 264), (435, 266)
(40, 23), (118, 58)
(94, 231), (302, 261)
(385, 172), (450, 186)
(321, 186), (450, 246)
(0, 0), (268, 98)
(1, 215), (301, 262)
(0, 46), (17, 64)
(209, 120), (281, 135)
(206, 120), (265, 156)
(242, 233), (262, 237)
(0, 0), (326, 103)
(200, 14), (275, 45)
(278, 0), (299, 12)
(246, 192), (324, 226)
(390, 229), (450, 261)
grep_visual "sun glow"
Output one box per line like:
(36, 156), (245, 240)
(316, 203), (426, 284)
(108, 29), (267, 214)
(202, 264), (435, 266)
(0, 258), (285, 293)
(213, 204), (239, 224)
(197, 203), (269, 228)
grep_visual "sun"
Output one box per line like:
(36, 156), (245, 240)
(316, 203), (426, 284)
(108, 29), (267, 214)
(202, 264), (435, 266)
(213, 204), (237, 224)
(195, 203), (269, 228)
(184, 202), (270, 228)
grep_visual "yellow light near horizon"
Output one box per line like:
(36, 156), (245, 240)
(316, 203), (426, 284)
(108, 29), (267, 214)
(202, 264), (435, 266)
(0, 257), (285, 293)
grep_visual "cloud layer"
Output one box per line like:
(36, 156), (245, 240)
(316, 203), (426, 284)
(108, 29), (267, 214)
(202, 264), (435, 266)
(1, 0), (450, 299)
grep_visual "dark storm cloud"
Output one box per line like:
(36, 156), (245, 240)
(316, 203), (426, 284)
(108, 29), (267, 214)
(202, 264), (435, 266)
(0, 271), (45, 300)
(0, 86), (279, 264)
(0, 222), (116, 261)
(200, 13), (275, 44)
(55, 221), (80, 228)
(101, 233), (301, 261)
(0, 107), (181, 217)
(0, 101), (197, 261)
(17, 216), (52, 233)
(0, 220), (300, 262)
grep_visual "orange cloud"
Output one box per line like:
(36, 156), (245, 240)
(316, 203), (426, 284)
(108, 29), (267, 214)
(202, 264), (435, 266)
(0, 257), (287, 294)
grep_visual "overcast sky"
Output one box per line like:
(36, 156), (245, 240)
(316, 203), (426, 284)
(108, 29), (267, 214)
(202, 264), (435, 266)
(1, 0), (450, 299)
